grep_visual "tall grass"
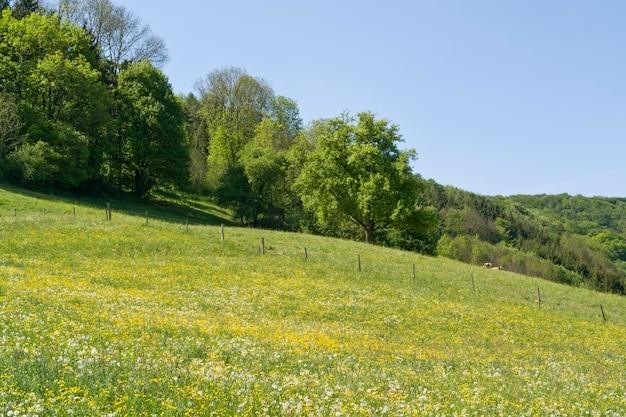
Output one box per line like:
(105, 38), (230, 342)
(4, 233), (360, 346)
(1, 187), (625, 415)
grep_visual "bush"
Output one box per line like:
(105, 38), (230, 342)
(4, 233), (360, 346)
(7, 141), (59, 189)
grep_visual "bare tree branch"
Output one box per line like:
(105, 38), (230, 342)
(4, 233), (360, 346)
(54, 0), (169, 68)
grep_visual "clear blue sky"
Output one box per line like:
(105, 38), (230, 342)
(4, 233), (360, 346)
(121, 0), (626, 197)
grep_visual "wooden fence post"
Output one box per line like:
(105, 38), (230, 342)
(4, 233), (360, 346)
(537, 287), (541, 309)
(221, 224), (225, 242)
(106, 203), (111, 222)
(358, 254), (361, 272)
(261, 237), (265, 254)
(413, 264), (416, 283)
(600, 305), (607, 322)
(305, 247), (308, 259)
(471, 273), (476, 293)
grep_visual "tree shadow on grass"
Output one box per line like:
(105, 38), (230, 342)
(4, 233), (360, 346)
(0, 183), (233, 226)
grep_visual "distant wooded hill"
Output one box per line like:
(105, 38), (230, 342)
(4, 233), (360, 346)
(2, 3), (623, 295)
(423, 180), (626, 293)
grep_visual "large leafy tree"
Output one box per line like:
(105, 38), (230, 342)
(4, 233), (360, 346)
(0, 9), (98, 98)
(0, 9), (112, 189)
(295, 111), (426, 244)
(194, 67), (274, 186)
(116, 60), (189, 196)
(214, 95), (303, 227)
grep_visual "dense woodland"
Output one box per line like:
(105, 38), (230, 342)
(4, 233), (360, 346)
(1, 1), (625, 294)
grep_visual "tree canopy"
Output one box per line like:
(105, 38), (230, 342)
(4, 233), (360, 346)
(295, 112), (426, 244)
(0, 8), (111, 188)
(1, 2), (624, 293)
(116, 60), (188, 196)
(0, 5), (438, 254)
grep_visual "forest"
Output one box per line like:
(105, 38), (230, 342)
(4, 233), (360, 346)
(1, 0), (626, 294)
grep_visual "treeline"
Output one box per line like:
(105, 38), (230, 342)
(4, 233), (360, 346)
(0, 0), (184, 196)
(0, 1), (438, 253)
(424, 182), (626, 293)
(2, 2), (625, 294)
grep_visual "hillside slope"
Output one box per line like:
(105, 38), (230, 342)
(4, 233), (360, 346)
(1, 187), (626, 415)
(424, 182), (626, 293)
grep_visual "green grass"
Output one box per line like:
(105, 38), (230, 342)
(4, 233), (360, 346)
(1, 186), (626, 416)
(0, 184), (232, 226)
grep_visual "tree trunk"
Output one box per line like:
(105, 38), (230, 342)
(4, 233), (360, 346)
(365, 222), (375, 244)
(134, 168), (145, 196)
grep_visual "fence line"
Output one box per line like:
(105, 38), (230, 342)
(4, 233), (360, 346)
(1, 205), (618, 325)
(4, 206), (219, 227)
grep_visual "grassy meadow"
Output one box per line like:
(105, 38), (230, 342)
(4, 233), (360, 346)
(1, 186), (626, 416)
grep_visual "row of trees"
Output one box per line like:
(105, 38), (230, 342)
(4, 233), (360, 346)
(0, 0), (187, 196)
(0, 2), (438, 252)
(184, 66), (437, 249)
(3, 2), (625, 292)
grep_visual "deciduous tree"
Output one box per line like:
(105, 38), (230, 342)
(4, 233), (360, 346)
(214, 102), (303, 227)
(55, 0), (168, 68)
(194, 67), (273, 186)
(295, 111), (426, 244)
(116, 60), (188, 196)
(0, 9), (112, 189)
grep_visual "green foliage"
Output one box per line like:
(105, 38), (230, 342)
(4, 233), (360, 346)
(213, 116), (303, 228)
(0, 10), (97, 97)
(240, 144), (286, 222)
(295, 112), (429, 244)
(424, 182), (626, 293)
(192, 70), (305, 227)
(6, 120), (92, 190)
(0, 91), (23, 162)
(0, 8), (182, 196)
(195, 67), (274, 186)
(0, 9), (112, 190)
(214, 165), (256, 224)
(440, 206), (501, 243)
(181, 93), (209, 193)
(5, 140), (58, 188)
(267, 95), (302, 143)
(509, 194), (626, 234)
(29, 120), (89, 187)
(595, 231), (626, 261)
(116, 61), (189, 196)
(375, 205), (439, 254)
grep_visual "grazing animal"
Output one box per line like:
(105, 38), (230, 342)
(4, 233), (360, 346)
(492, 265), (503, 270)
(483, 262), (493, 268)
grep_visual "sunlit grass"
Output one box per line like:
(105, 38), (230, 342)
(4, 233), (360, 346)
(1, 187), (626, 415)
